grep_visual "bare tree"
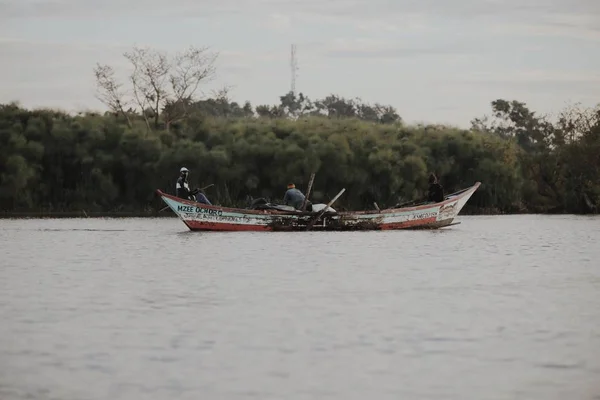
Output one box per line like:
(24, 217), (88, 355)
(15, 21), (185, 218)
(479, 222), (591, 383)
(211, 84), (235, 102)
(93, 64), (132, 127)
(130, 71), (152, 131)
(163, 47), (218, 129)
(93, 45), (218, 131)
(557, 102), (599, 143)
(123, 47), (170, 130)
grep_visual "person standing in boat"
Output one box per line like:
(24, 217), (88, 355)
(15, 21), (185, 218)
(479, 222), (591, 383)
(427, 173), (445, 203)
(283, 183), (310, 210)
(176, 167), (212, 205)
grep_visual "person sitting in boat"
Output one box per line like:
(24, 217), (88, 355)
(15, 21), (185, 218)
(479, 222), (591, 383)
(427, 173), (445, 203)
(176, 167), (212, 205)
(283, 183), (311, 210)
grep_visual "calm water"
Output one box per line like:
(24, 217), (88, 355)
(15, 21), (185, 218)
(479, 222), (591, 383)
(1, 215), (599, 400)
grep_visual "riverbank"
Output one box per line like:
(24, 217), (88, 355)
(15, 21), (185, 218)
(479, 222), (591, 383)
(1, 199), (593, 219)
(0, 211), (175, 219)
(0, 207), (550, 219)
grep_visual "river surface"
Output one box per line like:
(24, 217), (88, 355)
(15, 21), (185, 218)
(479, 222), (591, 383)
(1, 215), (599, 400)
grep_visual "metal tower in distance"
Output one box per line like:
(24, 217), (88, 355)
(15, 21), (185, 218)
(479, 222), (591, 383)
(290, 44), (298, 95)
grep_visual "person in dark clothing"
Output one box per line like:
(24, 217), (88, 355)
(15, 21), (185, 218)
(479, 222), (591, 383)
(283, 183), (310, 210)
(427, 173), (445, 203)
(176, 167), (212, 205)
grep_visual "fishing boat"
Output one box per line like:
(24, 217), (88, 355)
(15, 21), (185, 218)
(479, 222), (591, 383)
(155, 181), (481, 232)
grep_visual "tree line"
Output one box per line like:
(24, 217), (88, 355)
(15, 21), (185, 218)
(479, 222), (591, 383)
(0, 45), (598, 214)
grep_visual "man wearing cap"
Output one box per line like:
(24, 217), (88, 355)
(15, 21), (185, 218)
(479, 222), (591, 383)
(176, 167), (212, 205)
(283, 183), (309, 210)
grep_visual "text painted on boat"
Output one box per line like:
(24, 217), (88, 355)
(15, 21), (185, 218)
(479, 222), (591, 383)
(183, 212), (260, 224)
(437, 202), (456, 220)
(408, 211), (437, 220)
(177, 205), (223, 216)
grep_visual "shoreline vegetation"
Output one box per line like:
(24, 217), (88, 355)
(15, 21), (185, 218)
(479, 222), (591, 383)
(0, 205), (589, 220)
(0, 205), (507, 219)
(0, 205), (540, 219)
(1, 45), (599, 217)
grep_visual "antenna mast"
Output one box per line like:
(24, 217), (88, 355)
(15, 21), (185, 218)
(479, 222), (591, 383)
(290, 44), (298, 95)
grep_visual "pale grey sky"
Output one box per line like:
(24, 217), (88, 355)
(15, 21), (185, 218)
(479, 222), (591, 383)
(1, 0), (599, 127)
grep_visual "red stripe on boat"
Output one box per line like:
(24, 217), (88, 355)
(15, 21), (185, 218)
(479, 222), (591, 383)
(380, 216), (438, 229)
(186, 220), (272, 231)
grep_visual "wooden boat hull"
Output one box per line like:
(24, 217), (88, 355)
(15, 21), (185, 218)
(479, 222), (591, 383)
(156, 182), (480, 232)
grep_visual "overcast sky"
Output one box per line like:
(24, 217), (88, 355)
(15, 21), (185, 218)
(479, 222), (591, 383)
(1, 0), (599, 127)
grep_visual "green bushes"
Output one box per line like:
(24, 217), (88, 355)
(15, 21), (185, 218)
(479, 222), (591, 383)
(1, 98), (598, 214)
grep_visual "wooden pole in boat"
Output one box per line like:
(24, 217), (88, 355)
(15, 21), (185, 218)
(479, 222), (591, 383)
(394, 197), (425, 208)
(198, 183), (215, 192)
(305, 188), (345, 231)
(159, 183), (215, 212)
(301, 172), (315, 212)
